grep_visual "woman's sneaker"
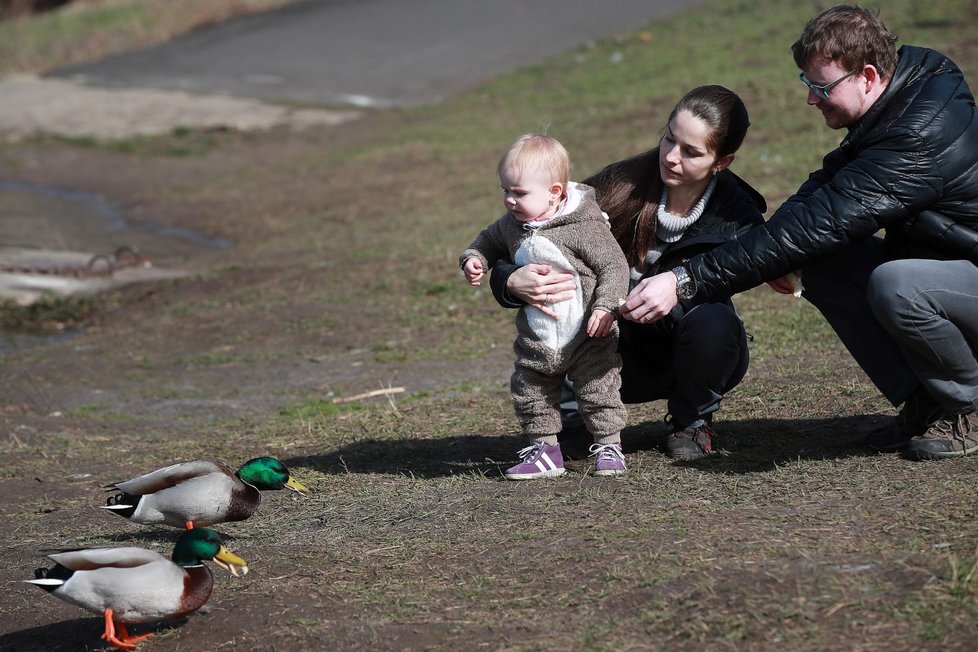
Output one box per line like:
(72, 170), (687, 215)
(504, 442), (565, 480)
(590, 443), (626, 476)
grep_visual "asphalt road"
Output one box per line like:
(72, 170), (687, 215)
(52, 0), (701, 108)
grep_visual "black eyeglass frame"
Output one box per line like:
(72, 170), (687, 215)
(799, 70), (858, 99)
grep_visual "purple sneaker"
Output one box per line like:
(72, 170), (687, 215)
(504, 442), (565, 480)
(590, 443), (626, 477)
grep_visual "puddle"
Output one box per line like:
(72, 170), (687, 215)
(0, 179), (232, 357)
(0, 328), (79, 358)
(0, 179), (232, 255)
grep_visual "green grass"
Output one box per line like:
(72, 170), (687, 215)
(1, 2), (153, 71)
(0, 0), (299, 75)
(0, 292), (101, 330)
(279, 397), (361, 420)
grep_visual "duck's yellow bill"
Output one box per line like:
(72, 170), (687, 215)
(286, 477), (309, 496)
(213, 546), (249, 577)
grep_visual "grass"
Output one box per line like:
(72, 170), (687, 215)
(0, 292), (101, 330)
(0, 0), (299, 75)
(3, 0), (978, 650)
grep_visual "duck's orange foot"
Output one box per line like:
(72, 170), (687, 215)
(117, 623), (153, 645)
(100, 609), (151, 650)
(102, 632), (138, 650)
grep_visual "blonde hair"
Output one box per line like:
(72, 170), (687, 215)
(497, 133), (570, 185)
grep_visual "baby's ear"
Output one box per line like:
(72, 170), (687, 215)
(550, 182), (565, 198)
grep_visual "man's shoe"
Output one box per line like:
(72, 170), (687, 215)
(865, 387), (941, 452)
(590, 443), (626, 477)
(504, 442), (566, 480)
(666, 424), (717, 460)
(907, 412), (978, 460)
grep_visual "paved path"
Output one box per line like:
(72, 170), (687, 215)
(0, 0), (699, 141)
(53, 0), (699, 109)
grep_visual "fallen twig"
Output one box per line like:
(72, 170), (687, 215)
(333, 386), (405, 404)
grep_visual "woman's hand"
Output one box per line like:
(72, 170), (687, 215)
(506, 263), (576, 319)
(619, 272), (679, 323)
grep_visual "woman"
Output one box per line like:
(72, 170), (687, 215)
(490, 85), (766, 460)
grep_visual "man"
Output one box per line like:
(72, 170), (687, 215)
(622, 5), (978, 460)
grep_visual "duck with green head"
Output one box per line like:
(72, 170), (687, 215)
(25, 527), (247, 650)
(103, 456), (309, 529)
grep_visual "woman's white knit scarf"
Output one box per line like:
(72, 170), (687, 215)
(656, 175), (716, 242)
(636, 176), (717, 275)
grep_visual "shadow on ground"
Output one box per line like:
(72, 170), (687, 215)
(0, 615), (193, 652)
(285, 413), (889, 478)
(0, 618), (104, 652)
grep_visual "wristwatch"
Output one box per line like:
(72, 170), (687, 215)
(671, 265), (696, 300)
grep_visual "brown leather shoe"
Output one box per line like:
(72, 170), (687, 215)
(907, 412), (978, 460)
(865, 387), (941, 452)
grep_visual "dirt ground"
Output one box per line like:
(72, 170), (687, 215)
(0, 111), (531, 650)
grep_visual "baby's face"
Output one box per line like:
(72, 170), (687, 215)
(499, 166), (562, 222)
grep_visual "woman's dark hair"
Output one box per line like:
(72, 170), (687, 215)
(584, 85), (750, 268)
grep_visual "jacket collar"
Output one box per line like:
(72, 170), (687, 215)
(842, 45), (931, 149)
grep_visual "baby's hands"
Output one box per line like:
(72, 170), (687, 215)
(587, 309), (616, 337)
(463, 259), (484, 286)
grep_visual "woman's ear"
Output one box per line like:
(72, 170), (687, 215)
(714, 154), (735, 174)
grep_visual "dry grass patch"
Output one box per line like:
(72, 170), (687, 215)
(0, 0), (299, 74)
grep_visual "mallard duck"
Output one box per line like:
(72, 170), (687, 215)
(25, 527), (247, 650)
(102, 456), (309, 529)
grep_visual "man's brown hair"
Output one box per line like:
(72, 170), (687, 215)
(791, 5), (898, 80)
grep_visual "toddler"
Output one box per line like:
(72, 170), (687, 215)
(459, 134), (630, 479)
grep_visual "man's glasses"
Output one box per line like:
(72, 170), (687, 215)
(799, 70), (857, 99)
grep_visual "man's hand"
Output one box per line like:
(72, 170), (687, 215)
(619, 271), (680, 323)
(767, 271), (803, 297)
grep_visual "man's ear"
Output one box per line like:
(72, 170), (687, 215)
(862, 64), (881, 93)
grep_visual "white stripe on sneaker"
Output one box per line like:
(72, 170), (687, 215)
(504, 444), (565, 480)
(539, 452), (558, 471)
